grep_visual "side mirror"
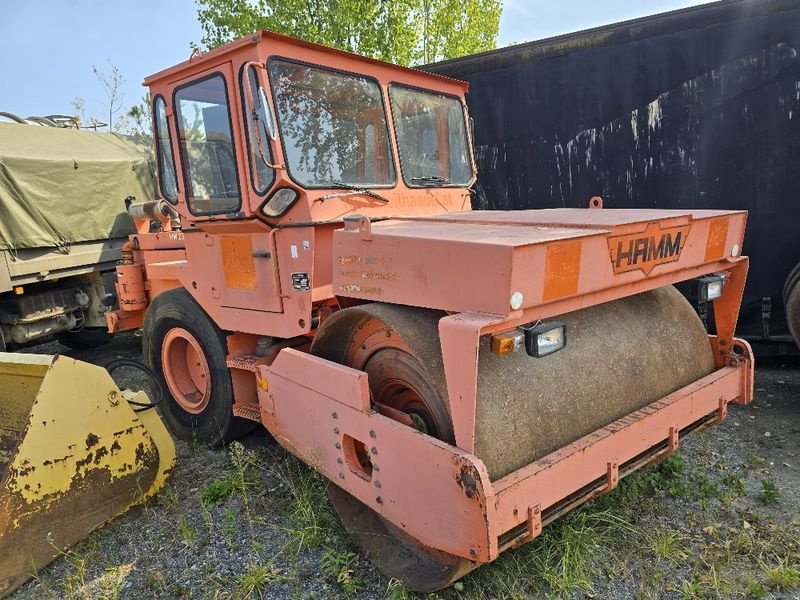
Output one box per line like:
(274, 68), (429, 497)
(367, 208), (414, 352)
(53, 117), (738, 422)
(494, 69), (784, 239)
(258, 86), (277, 141)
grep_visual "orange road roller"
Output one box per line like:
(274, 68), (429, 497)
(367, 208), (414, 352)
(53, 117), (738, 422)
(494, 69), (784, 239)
(106, 31), (753, 591)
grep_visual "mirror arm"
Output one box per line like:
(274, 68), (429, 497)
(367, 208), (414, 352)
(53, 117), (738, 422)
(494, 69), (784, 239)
(242, 61), (284, 171)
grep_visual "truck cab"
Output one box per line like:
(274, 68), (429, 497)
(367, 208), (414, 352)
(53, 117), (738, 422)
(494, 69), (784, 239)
(123, 30), (476, 338)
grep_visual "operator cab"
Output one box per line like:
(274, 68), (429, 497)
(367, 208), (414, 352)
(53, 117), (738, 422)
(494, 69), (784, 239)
(145, 31), (476, 226)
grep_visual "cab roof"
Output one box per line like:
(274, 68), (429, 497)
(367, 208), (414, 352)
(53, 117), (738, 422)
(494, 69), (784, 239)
(144, 29), (468, 92)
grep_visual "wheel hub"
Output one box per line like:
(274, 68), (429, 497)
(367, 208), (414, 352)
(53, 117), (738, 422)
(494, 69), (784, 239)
(161, 327), (212, 414)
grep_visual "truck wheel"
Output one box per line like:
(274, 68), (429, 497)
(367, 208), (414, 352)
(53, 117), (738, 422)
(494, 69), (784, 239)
(783, 261), (800, 347)
(142, 288), (254, 446)
(55, 328), (111, 350)
(312, 304), (475, 592)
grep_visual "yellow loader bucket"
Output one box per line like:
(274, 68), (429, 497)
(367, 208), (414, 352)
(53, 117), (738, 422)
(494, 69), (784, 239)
(0, 353), (175, 597)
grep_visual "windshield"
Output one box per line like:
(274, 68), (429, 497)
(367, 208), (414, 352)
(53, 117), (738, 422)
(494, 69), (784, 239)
(268, 59), (396, 188)
(389, 85), (473, 186)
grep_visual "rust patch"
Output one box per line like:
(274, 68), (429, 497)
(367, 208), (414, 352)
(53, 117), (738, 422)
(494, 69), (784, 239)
(93, 446), (109, 465)
(456, 464), (479, 500)
(74, 452), (93, 470)
(85, 433), (99, 448)
(0, 463), (158, 597)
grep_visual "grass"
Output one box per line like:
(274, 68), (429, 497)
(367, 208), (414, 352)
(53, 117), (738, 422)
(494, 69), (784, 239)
(760, 556), (800, 591)
(234, 562), (288, 599)
(177, 514), (196, 547)
(650, 531), (689, 562)
(265, 452), (347, 553)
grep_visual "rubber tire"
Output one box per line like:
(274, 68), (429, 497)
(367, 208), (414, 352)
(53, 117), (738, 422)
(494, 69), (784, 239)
(327, 485), (476, 593)
(783, 261), (800, 347)
(55, 328), (111, 350)
(782, 261), (800, 303)
(363, 348), (455, 442)
(784, 270), (800, 348)
(142, 288), (254, 446)
(316, 307), (475, 592)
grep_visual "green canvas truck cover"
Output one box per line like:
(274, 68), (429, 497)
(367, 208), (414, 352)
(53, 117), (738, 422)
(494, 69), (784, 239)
(0, 122), (155, 250)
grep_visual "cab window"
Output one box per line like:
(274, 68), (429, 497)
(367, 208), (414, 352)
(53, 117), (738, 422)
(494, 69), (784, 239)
(241, 65), (276, 195)
(389, 85), (473, 187)
(153, 96), (178, 202)
(174, 74), (241, 214)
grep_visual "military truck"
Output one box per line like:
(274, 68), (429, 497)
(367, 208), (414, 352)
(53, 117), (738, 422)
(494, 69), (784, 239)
(0, 117), (155, 349)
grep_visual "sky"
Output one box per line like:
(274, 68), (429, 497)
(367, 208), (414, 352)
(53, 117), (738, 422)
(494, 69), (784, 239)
(0, 0), (715, 125)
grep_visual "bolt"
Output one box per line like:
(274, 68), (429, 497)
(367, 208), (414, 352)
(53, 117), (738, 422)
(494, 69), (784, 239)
(372, 464), (379, 472)
(376, 496), (383, 504)
(374, 480), (381, 488)
(335, 442), (341, 450)
(339, 472), (345, 479)
(369, 430), (376, 438)
(370, 446), (378, 455)
(332, 412), (338, 419)
(470, 548), (478, 558)
(337, 457), (343, 464)
(333, 427), (340, 434)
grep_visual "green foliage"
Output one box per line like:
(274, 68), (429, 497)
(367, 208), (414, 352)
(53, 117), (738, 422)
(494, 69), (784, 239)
(200, 442), (259, 508)
(721, 472), (746, 497)
(760, 480), (780, 504)
(126, 94), (153, 143)
(195, 0), (502, 65)
(201, 477), (236, 507)
(321, 549), (360, 595)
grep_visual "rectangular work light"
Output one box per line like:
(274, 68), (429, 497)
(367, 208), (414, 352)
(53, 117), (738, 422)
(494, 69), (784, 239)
(697, 273), (726, 302)
(521, 321), (567, 357)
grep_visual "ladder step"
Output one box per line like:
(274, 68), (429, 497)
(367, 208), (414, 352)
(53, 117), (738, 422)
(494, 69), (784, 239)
(233, 402), (262, 422)
(226, 353), (263, 372)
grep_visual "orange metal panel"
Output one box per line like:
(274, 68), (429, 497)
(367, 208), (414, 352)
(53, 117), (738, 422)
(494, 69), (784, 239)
(542, 240), (582, 300)
(704, 216), (731, 261)
(333, 209), (747, 315)
(221, 236), (257, 290)
(259, 349), (491, 561)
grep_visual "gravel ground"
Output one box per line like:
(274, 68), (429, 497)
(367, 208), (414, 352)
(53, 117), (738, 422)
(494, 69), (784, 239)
(6, 334), (800, 599)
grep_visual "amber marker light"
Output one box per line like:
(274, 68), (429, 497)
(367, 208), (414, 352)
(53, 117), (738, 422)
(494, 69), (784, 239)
(491, 330), (525, 355)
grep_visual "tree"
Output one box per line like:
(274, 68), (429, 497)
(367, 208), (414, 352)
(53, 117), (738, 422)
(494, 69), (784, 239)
(195, 0), (502, 65)
(93, 60), (126, 132)
(126, 94), (153, 142)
